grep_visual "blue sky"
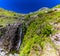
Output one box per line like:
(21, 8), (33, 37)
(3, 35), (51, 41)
(0, 0), (60, 13)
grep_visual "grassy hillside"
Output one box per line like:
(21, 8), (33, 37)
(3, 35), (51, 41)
(19, 5), (60, 56)
(0, 8), (23, 26)
(0, 5), (60, 56)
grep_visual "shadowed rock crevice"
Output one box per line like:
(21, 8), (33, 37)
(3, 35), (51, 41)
(0, 23), (27, 52)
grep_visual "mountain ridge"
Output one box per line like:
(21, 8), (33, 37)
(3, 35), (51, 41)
(0, 5), (60, 56)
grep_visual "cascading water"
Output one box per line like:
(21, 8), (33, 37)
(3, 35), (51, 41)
(17, 27), (22, 50)
(16, 22), (27, 51)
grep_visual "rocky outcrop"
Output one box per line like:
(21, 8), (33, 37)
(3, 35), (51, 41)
(0, 23), (24, 52)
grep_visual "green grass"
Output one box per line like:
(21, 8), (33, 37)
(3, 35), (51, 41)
(19, 5), (60, 56)
(0, 8), (22, 26)
(54, 4), (60, 8)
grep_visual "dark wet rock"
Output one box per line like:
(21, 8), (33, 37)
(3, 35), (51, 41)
(0, 23), (24, 52)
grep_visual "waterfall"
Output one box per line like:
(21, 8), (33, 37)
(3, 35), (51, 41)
(16, 22), (27, 51)
(17, 27), (22, 50)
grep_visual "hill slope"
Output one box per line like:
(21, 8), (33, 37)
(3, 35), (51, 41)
(0, 5), (60, 56)
(20, 5), (60, 56)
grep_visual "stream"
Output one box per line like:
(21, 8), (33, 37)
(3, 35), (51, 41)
(17, 27), (22, 50)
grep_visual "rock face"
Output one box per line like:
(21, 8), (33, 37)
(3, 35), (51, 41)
(0, 23), (23, 52)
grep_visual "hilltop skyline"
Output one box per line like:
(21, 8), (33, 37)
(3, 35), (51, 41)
(0, 0), (60, 13)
